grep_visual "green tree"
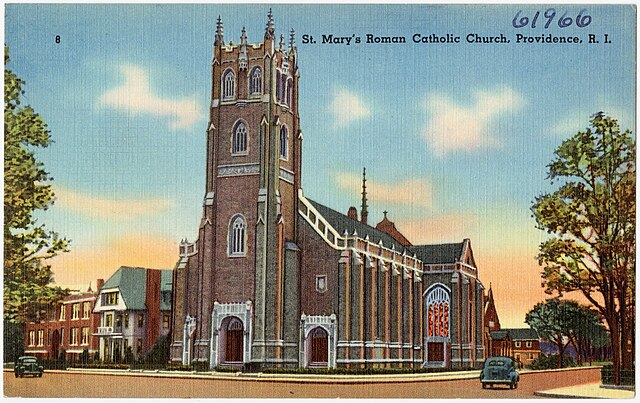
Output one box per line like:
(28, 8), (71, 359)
(4, 48), (69, 325)
(525, 299), (582, 369)
(532, 112), (635, 384)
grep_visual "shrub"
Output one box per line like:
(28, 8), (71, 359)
(528, 354), (577, 370)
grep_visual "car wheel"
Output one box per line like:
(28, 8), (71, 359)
(510, 382), (515, 389)
(38, 373), (43, 378)
(482, 383), (486, 389)
(14, 372), (18, 378)
(514, 381), (518, 389)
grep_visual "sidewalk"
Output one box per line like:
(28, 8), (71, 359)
(535, 383), (635, 399)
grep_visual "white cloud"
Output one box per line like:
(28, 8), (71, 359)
(423, 87), (524, 157)
(54, 185), (173, 220)
(334, 172), (433, 210)
(99, 65), (202, 130)
(329, 87), (370, 127)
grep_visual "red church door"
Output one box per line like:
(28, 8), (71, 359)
(225, 318), (243, 363)
(428, 342), (444, 362)
(309, 327), (328, 366)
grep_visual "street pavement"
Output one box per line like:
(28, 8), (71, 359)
(3, 366), (633, 398)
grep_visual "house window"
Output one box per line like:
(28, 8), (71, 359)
(37, 330), (44, 346)
(59, 305), (66, 320)
(81, 327), (89, 345)
(60, 329), (65, 347)
(104, 292), (118, 305)
(249, 66), (262, 94)
(515, 341), (521, 348)
(137, 314), (144, 328)
(228, 215), (246, 256)
(29, 330), (35, 346)
(115, 314), (122, 328)
(316, 275), (327, 293)
(72, 303), (80, 320)
(279, 125), (288, 160)
(232, 121), (248, 154)
(222, 69), (235, 100)
(70, 328), (78, 345)
(105, 313), (113, 328)
(136, 339), (143, 354)
(163, 314), (169, 329)
(82, 302), (91, 318)
(124, 312), (129, 328)
(526, 341), (532, 348)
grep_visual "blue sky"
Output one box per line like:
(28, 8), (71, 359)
(5, 4), (636, 326)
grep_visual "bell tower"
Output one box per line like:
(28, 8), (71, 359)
(171, 10), (303, 369)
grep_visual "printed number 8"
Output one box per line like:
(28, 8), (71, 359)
(55, 35), (60, 44)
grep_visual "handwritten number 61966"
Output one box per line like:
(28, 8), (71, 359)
(513, 9), (592, 29)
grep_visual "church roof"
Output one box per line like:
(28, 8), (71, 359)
(306, 198), (408, 252)
(409, 242), (465, 265)
(375, 213), (412, 246)
(101, 266), (172, 311)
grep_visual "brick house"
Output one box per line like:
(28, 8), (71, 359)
(24, 282), (102, 361)
(169, 11), (487, 370)
(94, 267), (172, 362)
(489, 328), (541, 367)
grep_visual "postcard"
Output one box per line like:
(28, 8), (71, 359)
(4, 3), (636, 399)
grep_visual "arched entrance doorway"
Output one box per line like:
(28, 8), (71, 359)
(51, 330), (60, 359)
(307, 326), (329, 367)
(222, 316), (244, 365)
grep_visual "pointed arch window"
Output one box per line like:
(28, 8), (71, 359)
(426, 286), (450, 338)
(249, 66), (262, 95)
(279, 125), (288, 160)
(232, 121), (248, 155)
(222, 69), (235, 100)
(228, 215), (246, 256)
(286, 78), (293, 107)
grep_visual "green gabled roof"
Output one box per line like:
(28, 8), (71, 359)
(409, 242), (464, 265)
(306, 199), (407, 252)
(102, 266), (172, 311)
(504, 328), (539, 341)
(490, 330), (509, 341)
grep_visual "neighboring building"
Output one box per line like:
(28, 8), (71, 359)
(489, 328), (541, 367)
(170, 12), (486, 370)
(24, 282), (101, 361)
(483, 284), (501, 356)
(94, 267), (172, 362)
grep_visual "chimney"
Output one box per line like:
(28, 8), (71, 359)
(347, 206), (358, 221)
(96, 279), (104, 291)
(145, 269), (162, 351)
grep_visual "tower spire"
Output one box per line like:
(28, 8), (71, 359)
(215, 15), (224, 46)
(265, 8), (275, 40)
(289, 28), (296, 50)
(361, 167), (368, 225)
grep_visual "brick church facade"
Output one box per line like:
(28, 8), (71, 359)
(170, 12), (486, 370)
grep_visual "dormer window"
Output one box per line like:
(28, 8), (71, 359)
(104, 292), (118, 305)
(222, 69), (235, 100)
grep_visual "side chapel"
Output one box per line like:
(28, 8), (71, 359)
(170, 11), (486, 370)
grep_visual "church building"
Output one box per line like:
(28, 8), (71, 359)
(169, 11), (486, 370)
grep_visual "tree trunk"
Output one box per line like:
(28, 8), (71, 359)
(605, 310), (621, 385)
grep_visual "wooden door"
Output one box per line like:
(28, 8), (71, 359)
(225, 318), (243, 363)
(310, 327), (328, 365)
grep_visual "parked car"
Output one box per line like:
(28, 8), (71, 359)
(14, 356), (44, 378)
(480, 356), (519, 389)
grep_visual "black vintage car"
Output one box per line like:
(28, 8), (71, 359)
(14, 356), (44, 378)
(480, 356), (519, 389)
